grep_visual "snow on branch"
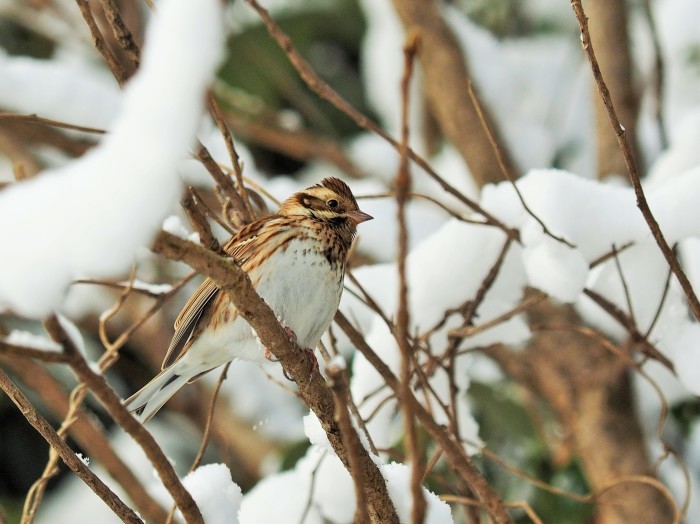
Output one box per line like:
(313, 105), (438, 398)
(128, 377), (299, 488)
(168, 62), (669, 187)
(0, 0), (224, 317)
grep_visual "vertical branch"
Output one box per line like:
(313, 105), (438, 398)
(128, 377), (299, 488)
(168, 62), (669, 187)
(390, 0), (516, 186)
(396, 31), (426, 524)
(581, 0), (640, 178)
(640, 0), (667, 149)
(207, 94), (254, 223)
(75, 0), (129, 86)
(0, 369), (142, 523)
(570, 0), (700, 322)
(328, 364), (371, 524)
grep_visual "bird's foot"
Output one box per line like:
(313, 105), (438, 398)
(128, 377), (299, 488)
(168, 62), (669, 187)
(266, 326), (316, 382)
(302, 347), (318, 381)
(264, 347), (280, 362)
(264, 325), (298, 363)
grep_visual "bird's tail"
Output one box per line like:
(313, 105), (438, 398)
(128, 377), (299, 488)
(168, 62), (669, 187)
(124, 365), (205, 423)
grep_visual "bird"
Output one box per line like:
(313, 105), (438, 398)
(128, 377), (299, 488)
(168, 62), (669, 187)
(125, 177), (372, 422)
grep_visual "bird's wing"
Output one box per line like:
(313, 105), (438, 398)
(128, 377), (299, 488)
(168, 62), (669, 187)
(161, 215), (278, 369)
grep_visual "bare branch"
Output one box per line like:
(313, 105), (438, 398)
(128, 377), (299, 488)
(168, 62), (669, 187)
(0, 368), (143, 523)
(571, 0), (700, 321)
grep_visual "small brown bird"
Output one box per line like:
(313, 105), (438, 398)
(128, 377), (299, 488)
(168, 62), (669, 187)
(125, 177), (372, 421)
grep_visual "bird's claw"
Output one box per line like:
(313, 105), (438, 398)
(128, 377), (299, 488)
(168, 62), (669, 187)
(268, 326), (318, 382)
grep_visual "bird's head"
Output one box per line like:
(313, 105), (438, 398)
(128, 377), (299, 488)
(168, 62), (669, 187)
(280, 177), (373, 227)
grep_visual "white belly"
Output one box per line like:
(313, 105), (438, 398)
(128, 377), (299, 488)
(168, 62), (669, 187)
(178, 238), (343, 368)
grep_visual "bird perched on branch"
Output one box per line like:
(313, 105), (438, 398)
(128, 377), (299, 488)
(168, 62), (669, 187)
(125, 177), (372, 422)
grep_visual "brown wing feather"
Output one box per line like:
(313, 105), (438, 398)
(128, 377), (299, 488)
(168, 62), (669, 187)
(161, 215), (279, 369)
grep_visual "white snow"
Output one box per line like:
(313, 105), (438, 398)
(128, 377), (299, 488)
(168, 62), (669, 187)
(4, 330), (62, 352)
(0, 0), (224, 317)
(0, 49), (121, 130)
(522, 236), (589, 303)
(181, 464), (243, 524)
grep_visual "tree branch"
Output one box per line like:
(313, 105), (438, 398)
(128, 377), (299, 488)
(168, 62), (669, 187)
(151, 231), (400, 523)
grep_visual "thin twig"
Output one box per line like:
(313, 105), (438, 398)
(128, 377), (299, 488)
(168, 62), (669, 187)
(466, 81), (574, 248)
(298, 451), (327, 524)
(571, 0), (700, 321)
(611, 244), (638, 327)
(640, 0), (667, 149)
(0, 112), (106, 135)
(207, 93), (254, 222)
(242, 0), (516, 236)
(397, 31), (426, 524)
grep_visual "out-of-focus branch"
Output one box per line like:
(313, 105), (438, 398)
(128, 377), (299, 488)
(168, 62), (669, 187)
(152, 231), (400, 523)
(0, 368), (142, 523)
(390, 0), (516, 186)
(223, 109), (365, 178)
(581, 0), (640, 178)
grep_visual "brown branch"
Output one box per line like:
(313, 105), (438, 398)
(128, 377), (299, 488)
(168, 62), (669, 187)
(0, 367), (143, 523)
(396, 31), (426, 524)
(2, 357), (169, 523)
(582, 288), (674, 371)
(43, 316), (203, 524)
(0, 112), (106, 135)
(328, 364), (371, 524)
(571, 0), (700, 321)
(0, 341), (70, 363)
(390, 0), (516, 186)
(334, 311), (511, 523)
(195, 144), (251, 229)
(75, 0), (128, 86)
(182, 189), (221, 252)
(223, 109), (365, 178)
(100, 0), (141, 69)
(151, 231), (399, 523)
(207, 94), (254, 223)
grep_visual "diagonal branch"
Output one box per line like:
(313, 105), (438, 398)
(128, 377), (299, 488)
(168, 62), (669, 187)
(0, 368), (142, 524)
(151, 231), (400, 524)
(571, 0), (700, 321)
(43, 316), (204, 524)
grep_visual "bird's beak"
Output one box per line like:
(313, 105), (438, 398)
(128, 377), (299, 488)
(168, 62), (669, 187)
(346, 210), (373, 224)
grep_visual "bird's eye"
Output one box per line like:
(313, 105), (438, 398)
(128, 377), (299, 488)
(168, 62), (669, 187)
(327, 199), (338, 208)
